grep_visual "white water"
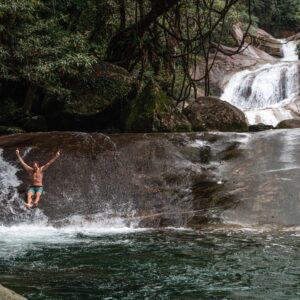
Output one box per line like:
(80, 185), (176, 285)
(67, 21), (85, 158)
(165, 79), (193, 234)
(281, 41), (299, 62)
(221, 40), (300, 126)
(0, 149), (20, 197)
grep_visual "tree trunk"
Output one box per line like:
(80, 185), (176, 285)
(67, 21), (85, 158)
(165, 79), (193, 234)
(106, 0), (179, 70)
(117, 0), (126, 30)
(23, 84), (37, 114)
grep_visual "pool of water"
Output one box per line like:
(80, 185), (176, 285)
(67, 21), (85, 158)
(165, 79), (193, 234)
(1, 224), (300, 299)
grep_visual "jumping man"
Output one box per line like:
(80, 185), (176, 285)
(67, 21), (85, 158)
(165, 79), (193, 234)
(16, 148), (61, 208)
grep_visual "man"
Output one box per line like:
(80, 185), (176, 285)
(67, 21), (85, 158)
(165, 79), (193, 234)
(16, 148), (61, 208)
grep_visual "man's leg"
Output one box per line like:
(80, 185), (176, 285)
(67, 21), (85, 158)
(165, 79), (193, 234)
(34, 192), (42, 206)
(26, 192), (34, 208)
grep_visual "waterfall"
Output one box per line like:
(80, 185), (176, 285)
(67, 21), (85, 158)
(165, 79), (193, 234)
(0, 149), (48, 224)
(281, 40), (299, 62)
(221, 41), (300, 126)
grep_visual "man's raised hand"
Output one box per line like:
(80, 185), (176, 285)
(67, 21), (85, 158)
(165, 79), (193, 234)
(56, 150), (61, 158)
(16, 148), (20, 156)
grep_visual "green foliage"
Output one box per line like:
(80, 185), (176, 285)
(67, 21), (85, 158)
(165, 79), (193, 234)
(253, 0), (300, 34)
(0, 0), (111, 98)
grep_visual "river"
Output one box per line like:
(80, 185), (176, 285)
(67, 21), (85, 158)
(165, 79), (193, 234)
(0, 225), (300, 299)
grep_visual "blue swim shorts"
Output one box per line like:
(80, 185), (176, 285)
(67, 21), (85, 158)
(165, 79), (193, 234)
(28, 186), (44, 194)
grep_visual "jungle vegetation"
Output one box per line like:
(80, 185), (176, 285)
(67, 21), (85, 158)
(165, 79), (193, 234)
(0, 0), (298, 132)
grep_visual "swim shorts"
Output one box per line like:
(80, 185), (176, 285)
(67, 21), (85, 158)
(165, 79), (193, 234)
(28, 186), (44, 194)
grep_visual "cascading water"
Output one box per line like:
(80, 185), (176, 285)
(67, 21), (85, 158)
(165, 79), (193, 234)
(281, 40), (299, 62)
(0, 149), (47, 225)
(221, 41), (300, 126)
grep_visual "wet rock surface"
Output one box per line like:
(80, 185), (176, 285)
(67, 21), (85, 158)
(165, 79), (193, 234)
(0, 131), (243, 228)
(2, 129), (300, 228)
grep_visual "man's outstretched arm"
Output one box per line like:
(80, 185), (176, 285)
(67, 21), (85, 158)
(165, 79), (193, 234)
(41, 150), (61, 171)
(16, 148), (33, 172)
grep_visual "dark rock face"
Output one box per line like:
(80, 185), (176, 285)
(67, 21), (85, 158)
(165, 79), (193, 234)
(0, 132), (242, 227)
(43, 62), (138, 132)
(249, 123), (274, 132)
(126, 81), (191, 132)
(21, 115), (47, 132)
(276, 119), (300, 129)
(184, 96), (248, 132)
(220, 129), (300, 226)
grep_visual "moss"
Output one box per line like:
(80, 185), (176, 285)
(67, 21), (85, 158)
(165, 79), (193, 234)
(65, 62), (137, 114)
(126, 80), (191, 132)
(225, 121), (249, 133)
(0, 126), (25, 135)
(276, 119), (300, 129)
(126, 81), (168, 131)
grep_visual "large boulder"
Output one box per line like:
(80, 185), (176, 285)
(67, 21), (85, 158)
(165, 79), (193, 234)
(43, 62), (137, 132)
(0, 284), (27, 300)
(184, 96), (248, 132)
(21, 115), (47, 132)
(276, 119), (300, 129)
(126, 81), (191, 132)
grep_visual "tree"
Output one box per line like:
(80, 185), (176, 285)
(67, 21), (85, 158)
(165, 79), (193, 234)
(0, 0), (254, 116)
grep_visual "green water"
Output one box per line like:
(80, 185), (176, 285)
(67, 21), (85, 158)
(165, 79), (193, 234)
(1, 226), (300, 300)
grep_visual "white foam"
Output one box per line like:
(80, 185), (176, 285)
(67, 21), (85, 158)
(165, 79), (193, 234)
(189, 139), (207, 148)
(0, 149), (21, 194)
(245, 107), (294, 126)
(0, 217), (148, 260)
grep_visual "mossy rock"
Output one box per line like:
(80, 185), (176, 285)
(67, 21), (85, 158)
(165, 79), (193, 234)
(65, 62), (137, 114)
(41, 96), (65, 115)
(276, 119), (300, 129)
(0, 126), (25, 135)
(126, 81), (191, 132)
(21, 115), (47, 132)
(43, 62), (138, 131)
(249, 123), (274, 132)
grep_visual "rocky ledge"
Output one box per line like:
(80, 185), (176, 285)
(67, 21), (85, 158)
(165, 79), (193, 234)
(0, 284), (27, 300)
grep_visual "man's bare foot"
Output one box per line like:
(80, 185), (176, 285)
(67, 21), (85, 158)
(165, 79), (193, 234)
(25, 203), (33, 208)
